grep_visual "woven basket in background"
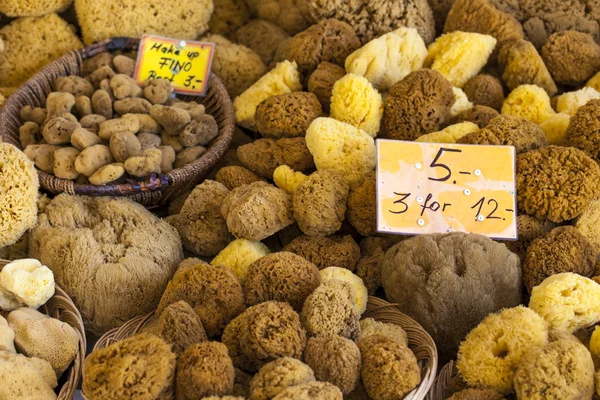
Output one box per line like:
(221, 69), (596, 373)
(0, 37), (235, 207)
(427, 361), (456, 400)
(0, 259), (87, 400)
(92, 296), (438, 400)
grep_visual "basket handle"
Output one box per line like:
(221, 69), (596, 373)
(73, 173), (173, 196)
(78, 37), (140, 59)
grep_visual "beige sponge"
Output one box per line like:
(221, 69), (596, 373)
(75, 0), (213, 45)
(0, 14), (83, 87)
(0, 0), (72, 17)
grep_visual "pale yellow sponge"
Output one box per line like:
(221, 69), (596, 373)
(305, 117), (376, 188)
(450, 87), (473, 117)
(590, 326), (600, 360)
(539, 113), (570, 145)
(425, 31), (497, 88)
(211, 239), (270, 284)
(345, 27), (427, 92)
(457, 306), (549, 394)
(416, 122), (479, 143)
(234, 61), (302, 130)
(501, 85), (555, 124)
(556, 87), (600, 116)
(586, 71), (600, 92)
(319, 267), (368, 315)
(529, 273), (600, 332)
(0, 14), (83, 87)
(330, 73), (383, 137)
(273, 165), (308, 195)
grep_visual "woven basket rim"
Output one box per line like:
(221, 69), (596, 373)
(91, 295), (438, 400)
(0, 258), (86, 400)
(0, 37), (235, 206)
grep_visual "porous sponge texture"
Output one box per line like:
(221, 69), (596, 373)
(0, 0), (72, 17)
(0, 143), (39, 248)
(330, 74), (383, 137)
(75, 0), (213, 45)
(415, 122), (478, 143)
(501, 84), (555, 124)
(425, 31), (497, 88)
(0, 14), (83, 87)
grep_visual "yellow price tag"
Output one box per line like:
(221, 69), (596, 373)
(377, 140), (517, 240)
(133, 34), (215, 96)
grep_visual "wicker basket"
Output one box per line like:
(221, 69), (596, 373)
(427, 361), (456, 400)
(0, 259), (86, 400)
(0, 37), (235, 207)
(92, 296), (438, 400)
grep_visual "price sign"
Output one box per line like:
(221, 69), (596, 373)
(133, 35), (215, 96)
(377, 139), (517, 240)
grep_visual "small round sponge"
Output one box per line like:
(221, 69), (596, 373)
(456, 306), (549, 394)
(542, 30), (600, 86)
(303, 336), (361, 394)
(501, 84), (555, 124)
(249, 357), (315, 400)
(359, 318), (408, 347)
(463, 74), (505, 110)
(0, 143), (39, 248)
(319, 267), (368, 315)
(330, 73), (383, 137)
(514, 339), (595, 400)
(567, 99), (600, 163)
(211, 238), (270, 284)
(529, 273), (600, 333)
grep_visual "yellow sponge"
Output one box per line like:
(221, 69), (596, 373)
(234, 60), (302, 130)
(590, 326), (600, 360)
(0, 0), (71, 17)
(74, 0), (213, 45)
(586, 71), (600, 92)
(211, 238), (270, 284)
(330, 73), (383, 137)
(416, 122), (479, 143)
(273, 165), (308, 194)
(0, 14), (83, 87)
(501, 84), (555, 124)
(539, 113), (570, 145)
(556, 87), (600, 116)
(529, 273), (600, 332)
(425, 31), (497, 88)
(450, 87), (473, 117)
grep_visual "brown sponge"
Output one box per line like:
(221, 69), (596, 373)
(283, 235), (360, 271)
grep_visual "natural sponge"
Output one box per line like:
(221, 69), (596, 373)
(319, 267), (368, 315)
(234, 19), (290, 65)
(360, 318), (408, 346)
(0, 143), (39, 248)
(238, 137), (314, 179)
(381, 233), (522, 359)
(249, 357), (315, 400)
(345, 172), (376, 236)
(75, 0), (213, 45)
(463, 74), (505, 111)
(556, 87), (600, 117)
(29, 195), (183, 335)
(330, 74), (383, 137)
(221, 182), (294, 240)
(0, 14), (83, 87)
(208, 0), (251, 37)
(452, 105), (499, 128)
(147, 300), (207, 355)
(456, 306), (549, 394)
(216, 166), (265, 190)
(345, 27), (427, 92)
(244, 252), (320, 310)
(567, 99), (600, 163)
(272, 381), (342, 400)
(501, 84), (555, 124)
(176, 342), (235, 400)
(523, 226), (596, 293)
(0, 0), (71, 17)
(293, 170), (349, 236)
(541, 30), (600, 86)
(283, 235), (360, 271)
(514, 339), (595, 400)
(425, 31), (497, 88)
(381, 69), (455, 141)
(245, 0), (315, 35)
(211, 239), (270, 284)
(497, 39), (557, 97)
(0, 257), (53, 309)
(300, 280), (360, 341)
(359, 335), (421, 400)
(273, 165), (309, 194)
(234, 61), (303, 130)
(83, 333), (176, 400)
(8, 307), (79, 377)
(416, 121), (479, 143)
(516, 146), (600, 223)
(274, 19), (361, 77)
(575, 198), (600, 252)
(254, 92), (322, 138)
(307, 61), (345, 112)
(307, 0), (436, 45)
(529, 273), (600, 332)
(0, 350), (58, 400)
(305, 118), (376, 187)
(457, 115), (547, 154)
(205, 34), (267, 98)
(304, 336), (361, 394)
(156, 261), (245, 337)
(171, 180), (233, 257)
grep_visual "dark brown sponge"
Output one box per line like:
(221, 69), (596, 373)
(463, 75), (504, 111)
(255, 92), (322, 138)
(541, 30), (600, 86)
(283, 235), (360, 271)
